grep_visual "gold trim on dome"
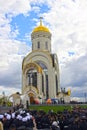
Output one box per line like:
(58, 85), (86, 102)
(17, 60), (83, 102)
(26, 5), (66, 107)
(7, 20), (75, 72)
(32, 18), (50, 33)
(33, 26), (50, 33)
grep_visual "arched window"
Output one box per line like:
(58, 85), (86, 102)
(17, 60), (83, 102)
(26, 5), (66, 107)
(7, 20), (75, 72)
(45, 41), (48, 49)
(27, 69), (37, 88)
(37, 41), (40, 49)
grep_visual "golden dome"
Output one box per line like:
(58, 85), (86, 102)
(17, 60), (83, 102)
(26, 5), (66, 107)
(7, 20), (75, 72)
(32, 18), (50, 33)
(33, 25), (50, 33)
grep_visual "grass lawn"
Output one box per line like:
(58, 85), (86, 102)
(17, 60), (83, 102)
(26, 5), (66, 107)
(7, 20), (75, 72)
(29, 105), (72, 113)
(29, 104), (87, 113)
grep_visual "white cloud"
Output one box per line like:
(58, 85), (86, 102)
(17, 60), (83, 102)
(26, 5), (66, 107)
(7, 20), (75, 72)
(0, 0), (31, 16)
(0, 39), (30, 94)
(0, 0), (32, 96)
(60, 54), (87, 99)
(40, 0), (87, 99)
(71, 97), (85, 102)
(0, 86), (21, 96)
(0, 0), (87, 100)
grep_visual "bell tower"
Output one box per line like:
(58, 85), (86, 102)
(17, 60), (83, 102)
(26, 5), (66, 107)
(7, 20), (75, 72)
(31, 18), (51, 52)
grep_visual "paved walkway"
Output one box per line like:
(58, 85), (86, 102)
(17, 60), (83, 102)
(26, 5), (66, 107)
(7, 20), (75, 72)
(0, 106), (13, 114)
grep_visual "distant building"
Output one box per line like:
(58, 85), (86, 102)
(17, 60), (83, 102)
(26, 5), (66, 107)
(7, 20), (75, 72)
(57, 88), (71, 103)
(22, 18), (60, 104)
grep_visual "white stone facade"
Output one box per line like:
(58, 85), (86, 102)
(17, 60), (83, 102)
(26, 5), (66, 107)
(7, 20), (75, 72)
(22, 20), (60, 104)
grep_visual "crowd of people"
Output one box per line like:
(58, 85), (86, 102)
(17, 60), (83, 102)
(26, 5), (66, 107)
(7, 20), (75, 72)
(0, 105), (87, 130)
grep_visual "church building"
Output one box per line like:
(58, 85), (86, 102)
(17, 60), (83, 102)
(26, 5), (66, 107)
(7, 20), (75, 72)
(22, 18), (60, 104)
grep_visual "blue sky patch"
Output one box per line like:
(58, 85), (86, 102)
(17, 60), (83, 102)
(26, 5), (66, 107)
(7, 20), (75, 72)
(10, 4), (50, 45)
(68, 51), (75, 56)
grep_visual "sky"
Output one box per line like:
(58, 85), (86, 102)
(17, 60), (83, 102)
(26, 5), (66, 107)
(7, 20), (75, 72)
(0, 0), (87, 102)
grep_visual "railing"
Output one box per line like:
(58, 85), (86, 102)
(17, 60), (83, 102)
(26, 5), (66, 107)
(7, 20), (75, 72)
(0, 106), (13, 114)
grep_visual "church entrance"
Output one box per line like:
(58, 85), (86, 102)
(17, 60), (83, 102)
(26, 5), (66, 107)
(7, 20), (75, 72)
(30, 96), (34, 104)
(28, 92), (35, 104)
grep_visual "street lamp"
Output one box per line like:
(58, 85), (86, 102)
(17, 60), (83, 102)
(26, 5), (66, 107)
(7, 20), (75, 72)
(84, 93), (86, 103)
(2, 91), (6, 106)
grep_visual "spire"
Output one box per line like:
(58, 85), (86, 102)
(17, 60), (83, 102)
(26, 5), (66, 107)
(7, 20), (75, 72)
(32, 17), (50, 33)
(40, 17), (43, 26)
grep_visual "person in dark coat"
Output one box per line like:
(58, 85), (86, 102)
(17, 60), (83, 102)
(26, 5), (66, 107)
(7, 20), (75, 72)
(17, 126), (26, 130)
(9, 124), (17, 130)
(79, 117), (87, 130)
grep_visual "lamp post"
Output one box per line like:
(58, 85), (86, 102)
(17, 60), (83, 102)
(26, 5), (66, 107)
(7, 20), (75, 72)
(2, 91), (6, 106)
(84, 93), (86, 103)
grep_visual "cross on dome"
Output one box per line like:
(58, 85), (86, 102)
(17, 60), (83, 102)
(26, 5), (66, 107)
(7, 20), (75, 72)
(39, 17), (43, 26)
(32, 17), (50, 33)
